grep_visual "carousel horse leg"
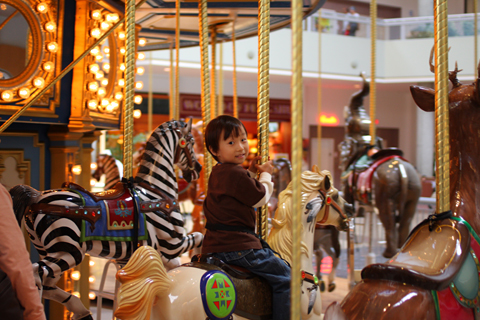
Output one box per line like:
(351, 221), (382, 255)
(313, 242), (326, 292)
(376, 199), (398, 258)
(42, 273), (92, 320)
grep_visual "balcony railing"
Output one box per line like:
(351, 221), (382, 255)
(303, 9), (480, 40)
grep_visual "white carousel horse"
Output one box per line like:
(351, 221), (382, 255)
(114, 167), (350, 320)
(9, 119), (203, 320)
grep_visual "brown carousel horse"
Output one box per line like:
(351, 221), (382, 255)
(325, 54), (480, 320)
(339, 73), (421, 258)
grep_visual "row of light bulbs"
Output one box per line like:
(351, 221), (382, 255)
(0, 2), (57, 102)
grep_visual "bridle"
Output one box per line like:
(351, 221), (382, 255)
(317, 189), (348, 224)
(173, 127), (196, 171)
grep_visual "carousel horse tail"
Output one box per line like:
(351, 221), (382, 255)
(115, 245), (171, 320)
(9, 184), (40, 225)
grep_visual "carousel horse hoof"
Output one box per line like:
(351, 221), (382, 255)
(328, 282), (336, 292)
(382, 248), (398, 259)
(319, 279), (326, 292)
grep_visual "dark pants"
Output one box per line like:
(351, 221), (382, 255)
(0, 268), (24, 320)
(214, 248), (291, 320)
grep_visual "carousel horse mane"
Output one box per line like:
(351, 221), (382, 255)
(268, 167), (333, 266)
(116, 246), (170, 320)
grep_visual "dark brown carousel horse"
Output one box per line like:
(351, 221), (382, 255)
(325, 54), (480, 320)
(339, 73), (421, 258)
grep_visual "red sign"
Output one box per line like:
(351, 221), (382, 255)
(180, 94), (291, 121)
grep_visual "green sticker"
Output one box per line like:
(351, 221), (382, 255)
(203, 272), (236, 318)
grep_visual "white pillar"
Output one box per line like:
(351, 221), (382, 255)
(416, 107), (435, 177)
(418, 0), (434, 16)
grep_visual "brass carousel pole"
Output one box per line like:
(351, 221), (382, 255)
(123, 0), (136, 178)
(434, 0), (450, 214)
(232, 21), (239, 118)
(175, 0), (181, 120)
(218, 42), (224, 115)
(317, 11), (322, 175)
(291, 0), (303, 316)
(169, 42), (175, 119)
(475, 0), (478, 78)
(148, 52), (153, 133)
(211, 28), (218, 119)
(256, 0), (270, 241)
(199, 0), (212, 189)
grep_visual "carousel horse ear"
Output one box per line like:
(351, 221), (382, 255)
(312, 165), (319, 173)
(323, 174), (331, 191)
(185, 118), (193, 133)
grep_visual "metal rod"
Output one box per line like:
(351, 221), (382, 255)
(232, 21), (239, 118)
(218, 43), (224, 115)
(175, 0), (181, 120)
(210, 28), (217, 119)
(369, 0), (377, 146)
(169, 42), (175, 119)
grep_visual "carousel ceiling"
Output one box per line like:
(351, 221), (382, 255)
(109, 0), (326, 50)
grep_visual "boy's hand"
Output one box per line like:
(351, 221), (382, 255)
(248, 156), (262, 173)
(256, 160), (274, 175)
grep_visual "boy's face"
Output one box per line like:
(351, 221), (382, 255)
(211, 127), (249, 165)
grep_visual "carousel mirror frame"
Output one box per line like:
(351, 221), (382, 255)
(0, 0), (61, 113)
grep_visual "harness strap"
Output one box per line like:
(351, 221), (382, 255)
(28, 203), (102, 231)
(205, 222), (291, 267)
(138, 182), (180, 216)
(124, 177), (140, 252)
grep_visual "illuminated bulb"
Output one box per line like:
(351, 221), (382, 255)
(137, 67), (145, 75)
(106, 104), (114, 112)
(89, 276), (96, 283)
(118, 31), (126, 40)
(88, 99), (98, 109)
(37, 2), (48, 13)
(100, 21), (110, 30)
(18, 87), (30, 99)
(47, 42), (58, 53)
(110, 100), (119, 109)
(119, 63), (125, 71)
(72, 292), (81, 298)
(118, 79), (125, 87)
(90, 46), (100, 56)
(43, 61), (55, 72)
(103, 46), (110, 54)
(119, 47), (126, 55)
(135, 81), (143, 90)
(90, 28), (101, 39)
(95, 71), (104, 79)
(71, 271), (81, 281)
(133, 109), (142, 119)
(250, 147), (258, 154)
(90, 162), (97, 170)
(33, 77), (45, 88)
(0, 4), (6, 10)
(101, 98), (110, 107)
(72, 165), (82, 175)
(90, 178), (97, 186)
(89, 260), (95, 267)
(100, 78), (108, 86)
(134, 95), (143, 104)
(95, 54), (104, 61)
(91, 9), (102, 20)
(89, 292), (96, 300)
(1, 90), (13, 102)
(138, 38), (147, 46)
(106, 13), (119, 22)
(88, 81), (99, 92)
(45, 21), (56, 32)
(137, 52), (145, 60)
(114, 92), (123, 100)
(102, 63), (110, 72)
(97, 87), (106, 97)
(88, 64), (100, 73)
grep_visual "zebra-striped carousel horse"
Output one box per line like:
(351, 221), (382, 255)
(92, 153), (122, 190)
(10, 119), (203, 320)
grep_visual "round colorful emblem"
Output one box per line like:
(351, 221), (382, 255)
(200, 270), (237, 320)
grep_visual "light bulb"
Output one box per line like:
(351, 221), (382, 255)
(138, 38), (147, 46)
(91, 10), (102, 20)
(114, 92), (123, 100)
(134, 95), (143, 104)
(101, 98), (109, 106)
(43, 61), (55, 72)
(90, 178), (97, 186)
(33, 77), (45, 88)
(90, 28), (101, 39)
(137, 67), (145, 75)
(119, 47), (126, 55)
(118, 31), (126, 40)
(88, 64), (100, 73)
(135, 81), (143, 90)
(133, 109), (142, 119)
(47, 42), (58, 53)
(101, 21), (110, 30)
(18, 87), (30, 99)
(45, 21), (56, 32)
(71, 271), (81, 281)
(89, 276), (96, 283)
(88, 81), (99, 92)
(118, 79), (125, 87)
(106, 13), (119, 22)
(37, 2), (48, 13)
(72, 165), (82, 175)
(95, 54), (104, 61)
(101, 78), (108, 86)
(90, 46), (100, 56)
(120, 63), (126, 71)
(111, 100), (119, 109)
(137, 52), (145, 60)
(95, 71), (104, 79)
(97, 87), (106, 97)
(89, 292), (96, 300)
(103, 46), (110, 54)
(1, 90), (13, 102)
(88, 99), (98, 109)
(102, 63), (110, 72)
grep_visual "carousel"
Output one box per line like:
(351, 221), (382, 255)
(0, 0), (479, 319)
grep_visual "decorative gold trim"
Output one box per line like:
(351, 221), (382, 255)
(0, 150), (31, 188)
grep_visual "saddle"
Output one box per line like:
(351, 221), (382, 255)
(362, 218), (471, 291)
(185, 254), (273, 320)
(62, 181), (126, 202)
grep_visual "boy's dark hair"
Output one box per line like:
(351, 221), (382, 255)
(205, 115), (248, 162)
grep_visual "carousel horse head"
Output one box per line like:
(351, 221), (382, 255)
(115, 167), (351, 320)
(92, 153), (122, 190)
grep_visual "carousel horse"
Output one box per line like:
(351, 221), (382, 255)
(92, 153), (122, 190)
(325, 52), (480, 319)
(9, 119), (204, 320)
(339, 72), (421, 258)
(114, 167), (351, 320)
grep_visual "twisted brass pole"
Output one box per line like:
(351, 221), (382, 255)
(475, 0), (478, 78)
(291, 0), (303, 316)
(232, 22), (239, 118)
(123, 0), (136, 178)
(199, 0), (212, 189)
(256, 0), (270, 241)
(434, 0), (450, 214)
(175, 0), (180, 120)
(0, 0), (149, 134)
(218, 42), (224, 115)
(369, 0), (377, 146)
(211, 28), (217, 119)
(169, 42), (175, 119)
(317, 12), (322, 166)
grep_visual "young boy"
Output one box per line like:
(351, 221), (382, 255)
(202, 115), (291, 320)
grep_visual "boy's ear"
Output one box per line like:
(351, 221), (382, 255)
(208, 146), (216, 156)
